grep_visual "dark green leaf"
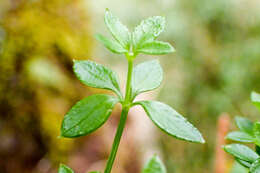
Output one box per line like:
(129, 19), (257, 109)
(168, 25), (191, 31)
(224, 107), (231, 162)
(254, 122), (260, 146)
(104, 9), (130, 49)
(224, 144), (258, 163)
(235, 116), (254, 135)
(132, 60), (163, 98)
(142, 155), (166, 173)
(250, 158), (260, 173)
(95, 34), (127, 54)
(137, 41), (175, 55)
(226, 131), (254, 143)
(252, 91), (260, 111)
(136, 101), (205, 143)
(61, 94), (118, 138)
(58, 164), (74, 173)
(235, 158), (251, 168)
(73, 60), (122, 98)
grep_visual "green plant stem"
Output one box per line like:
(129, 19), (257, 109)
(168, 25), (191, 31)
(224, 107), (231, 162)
(104, 58), (134, 173)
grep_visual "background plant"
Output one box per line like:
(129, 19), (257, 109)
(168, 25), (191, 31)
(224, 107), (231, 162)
(58, 9), (204, 173)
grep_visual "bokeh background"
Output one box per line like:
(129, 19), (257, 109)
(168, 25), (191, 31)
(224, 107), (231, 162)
(0, 0), (260, 173)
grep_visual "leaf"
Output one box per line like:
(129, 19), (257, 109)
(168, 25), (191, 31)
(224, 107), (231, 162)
(104, 9), (130, 49)
(88, 172), (101, 173)
(223, 144), (258, 163)
(73, 60), (122, 98)
(137, 41), (175, 55)
(132, 60), (163, 98)
(235, 116), (254, 135)
(251, 91), (260, 111)
(58, 164), (74, 173)
(133, 16), (165, 50)
(95, 34), (127, 54)
(61, 94), (118, 138)
(254, 122), (260, 146)
(235, 158), (251, 168)
(136, 100), (205, 143)
(142, 155), (166, 173)
(250, 158), (260, 173)
(226, 131), (254, 143)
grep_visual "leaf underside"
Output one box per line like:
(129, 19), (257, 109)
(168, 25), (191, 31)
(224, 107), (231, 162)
(226, 131), (254, 143)
(250, 158), (260, 173)
(235, 116), (254, 135)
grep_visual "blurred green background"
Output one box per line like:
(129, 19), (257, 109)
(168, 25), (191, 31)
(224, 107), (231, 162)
(0, 0), (260, 173)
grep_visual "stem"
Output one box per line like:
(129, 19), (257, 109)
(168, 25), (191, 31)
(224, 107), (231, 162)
(104, 57), (134, 173)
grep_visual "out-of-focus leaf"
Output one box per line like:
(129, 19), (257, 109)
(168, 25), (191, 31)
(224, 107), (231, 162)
(142, 155), (166, 173)
(95, 34), (127, 54)
(250, 158), (260, 173)
(226, 131), (254, 143)
(224, 144), (258, 163)
(61, 94), (118, 138)
(235, 158), (251, 168)
(231, 161), (249, 173)
(235, 116), (254, 135)
(58, 164), (74, 173)
(251, 92), (260, 111)
(104, 9), (130, 49)
(136, 100), (205, 143)
(132, 60), (163, 98)
(137, 41), (175, 55)
(88, 172), (101, 173)
(73, 60), (122, 97)
(254, 122), (260, 146)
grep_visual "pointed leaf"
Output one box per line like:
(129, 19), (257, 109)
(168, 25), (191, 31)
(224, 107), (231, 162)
(254, 122), (260, 146)
(251, 91), (260, 111)
(132, 60), (163, 98)
(250, 158), (260, 173)
(137, 41), (175, 55)
(95, 34), (127, 54)
(73, 60), (122, 98)
(61, 94), (118, 138)
(226, 131), (254, 143)
(142, 155), (166, 173)
(58, 164), (74, 173)
(224, 144), (258, 163)
(104, 9), (130, 49)
(136, 101), (205, 143)
(235, 116), (254, 135)
(133, 16), (165, 50)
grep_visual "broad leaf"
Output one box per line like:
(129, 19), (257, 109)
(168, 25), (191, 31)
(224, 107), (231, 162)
(137, 41), (175, 55)
(104, 9), (130, 49)
(136, 100), (205, 143)
(254, 122), (260, 146)
(226, 131), (254, 143)
(142, 155), (166, 173)
(133, 16), (165, 50)
(252, 91), (260, 111)
(235, 116), (254, 135)
(95, 34), (127, 54)
(132, 60), (163, 98)
(250, 158), (260, 173)
(224, 144), (258, 163)
(61, 94), (118, 138)
(73, 60), (122, 97)
(235, 158), (251, 168)
(58, 164), (74, 173)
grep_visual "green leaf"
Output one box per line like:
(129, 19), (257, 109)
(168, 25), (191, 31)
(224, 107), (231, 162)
(137, 41), (175, 55)
(226, 131), (254, 143)
(133, 16), (165, 50)
(254, 122), (260, 146)
(251, 91), (260, 111)
(250, 158), (260, 173)
(235, 158), (251, 168)
(136, 100), (205, 143)
(61, 94), (118, 138)
(235, 116), (254, 135)
(231, 161), (249, 173)
(131, 60), (163, 98)
(58, 164), (74, 173)
(142, 155), (166, 173)
(224, 144), (258, 163)
(73, 60), (122, 98)
(104, 9), (130, 49)
(88, 172), (101, 173)
(95, 34), (127, 54)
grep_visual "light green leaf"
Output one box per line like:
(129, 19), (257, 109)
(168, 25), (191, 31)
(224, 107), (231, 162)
(231, 161), (249, 173)
(132, 60), (163, 98)
(137, 41), (175, 55)
(136, 101), (205, 143)
(254, 122), (260, 146)
(104, 9), (130, 49)
(251, 91), (260, 111)
(224, 144), (258, 163)
(250, 158), (260, 173)
(133, 16), (165, 50)
(95, 34), (127, 54)
(235, 116), (254, 135)
(142, 155), (166, 173)
(73, 60), (122, 98)
(226, 131), (254, 143)
(235, 158), (251, 168)
(58, 164), (74, 173)
(61, 94), (118, 138)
